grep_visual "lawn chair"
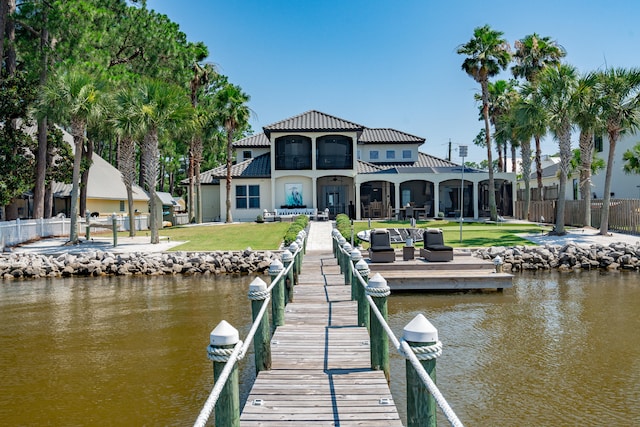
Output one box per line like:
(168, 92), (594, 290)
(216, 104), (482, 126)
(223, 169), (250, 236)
(420, 228), (453, 262)
(368, 229), (396, 263)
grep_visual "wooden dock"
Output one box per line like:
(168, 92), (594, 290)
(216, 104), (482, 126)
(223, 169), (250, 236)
(239, 250), (403, 426)
(367, 249), (513, 291)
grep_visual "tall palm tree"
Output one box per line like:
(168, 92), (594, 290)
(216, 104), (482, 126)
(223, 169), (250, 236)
(39, 68), (103, 244)
(213, 82), (250, 223)
(130, 79), (192, 243)
(534, 64), (579, 234)
(112, 85), (142, 237)
(518, 84), (550, 201)
(458, 25), (511, 221)
(512, 96), (534, 220)
(573, 73), (601, 227)
(595, 67), (640, 235)
(513, 33), (566, 201)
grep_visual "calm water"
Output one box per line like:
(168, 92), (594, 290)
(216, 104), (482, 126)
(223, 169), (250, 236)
(1, 272), (639, 426)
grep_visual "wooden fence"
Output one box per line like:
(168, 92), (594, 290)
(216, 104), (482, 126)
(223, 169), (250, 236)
(515, 199), (640, 234)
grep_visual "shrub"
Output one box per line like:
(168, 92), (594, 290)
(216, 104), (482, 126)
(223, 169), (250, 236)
(283, 215), (309, 246)
(335, 213), (360, 246)
(256, 215), (264, 223)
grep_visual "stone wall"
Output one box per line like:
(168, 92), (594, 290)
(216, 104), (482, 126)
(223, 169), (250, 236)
(1, 249), (281, 280)
(474, 242), (640, 272)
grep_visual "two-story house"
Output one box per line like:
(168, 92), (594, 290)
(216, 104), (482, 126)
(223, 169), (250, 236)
(196, 110), (516, 222)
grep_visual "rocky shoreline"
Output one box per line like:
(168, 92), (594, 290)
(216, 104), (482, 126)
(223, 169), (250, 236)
(0, 249), (281, 280)
(473, 241), (640, 272)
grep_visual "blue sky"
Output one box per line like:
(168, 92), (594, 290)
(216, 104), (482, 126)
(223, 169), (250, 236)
(149, 0), (640, 164)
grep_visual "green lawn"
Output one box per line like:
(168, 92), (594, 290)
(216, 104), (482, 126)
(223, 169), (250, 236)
(352, 219), (543, 248)
(112, 220), (542, 251)
(131, 222), (291, 251)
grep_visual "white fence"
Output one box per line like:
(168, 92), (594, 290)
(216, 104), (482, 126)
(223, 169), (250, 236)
(0, 215), (150, 249)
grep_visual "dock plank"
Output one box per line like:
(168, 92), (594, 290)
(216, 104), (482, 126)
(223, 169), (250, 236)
(240, 250), (402, 426)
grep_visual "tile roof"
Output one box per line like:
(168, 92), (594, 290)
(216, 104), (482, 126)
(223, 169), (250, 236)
(263, 110), (365, 136)
(232, 132), (270, 148)
(360, 128), (425, 144)
(196, 153), (271, 183)
(356, 160), (386, 174)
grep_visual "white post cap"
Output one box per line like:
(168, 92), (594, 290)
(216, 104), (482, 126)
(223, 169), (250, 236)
(289, 242), (299, 253)
(367, 272), (387, 288)
(249, 276), (267, 292)
(281, 251), (293, 263)
(350, 248), (362, 261)
(210, 320), (239, 346)
(269, 259), (284, 274)
(403, 314), (438, 343)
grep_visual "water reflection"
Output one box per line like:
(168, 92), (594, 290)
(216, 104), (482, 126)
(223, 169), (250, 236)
(388, 271), (640, 426)
(1, 272), (639, 426)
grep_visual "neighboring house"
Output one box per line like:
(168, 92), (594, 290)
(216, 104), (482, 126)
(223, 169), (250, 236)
(192, 110), (516, 222)
(517, 133), (640, 201)
(6, 126), (150, 220)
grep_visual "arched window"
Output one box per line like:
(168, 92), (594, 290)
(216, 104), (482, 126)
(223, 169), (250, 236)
(275, 136), (312, 170)
(316, 135), (353, 169)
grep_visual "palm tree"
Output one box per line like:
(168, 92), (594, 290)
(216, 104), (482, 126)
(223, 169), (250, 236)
(518, 84), (550, 201)
(112, 85), (142, 237)
(573, 73), (601, 227)
(512, 33), (566, 83)
(458, 25), (511, 221)
(595, 67), (640, 235)
(622, 142), (640, 175)
(513, 33), (566, 201)
(130, 79), (192, 243)
(534, 64), (579, 234)
(213, 82), (250, 223)
(39, 68), (103, 244)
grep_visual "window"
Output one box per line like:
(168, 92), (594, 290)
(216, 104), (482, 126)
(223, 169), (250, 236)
(370, 150), (379, 160)
(236, 185), (260, 209)
(386, 150), (395, 159)
(242, 150), (252, 161)
(402, 150), (412, 159)
(119, 200), (125, 212)
(594, 135), (603, 152)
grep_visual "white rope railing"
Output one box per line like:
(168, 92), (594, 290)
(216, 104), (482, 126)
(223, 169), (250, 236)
(193, 244), (302, 427)
(340, 238), (464, 427)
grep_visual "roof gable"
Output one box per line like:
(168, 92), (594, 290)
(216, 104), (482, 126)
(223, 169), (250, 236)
(263, 110), (364, 137)
(232, 132), (270, 148)
(195, 153), (271, 183)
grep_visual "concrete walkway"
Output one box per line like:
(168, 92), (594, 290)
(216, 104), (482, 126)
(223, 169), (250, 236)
(305, 220), (334, 251)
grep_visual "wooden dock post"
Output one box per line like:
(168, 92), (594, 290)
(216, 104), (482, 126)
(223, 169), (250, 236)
(350, 248), (363, 300)
(111, 213), (118, 247)
(331, 229), (340, 257)
(208, 321), (240, 427)
(281, 251), (294, 303)
(269, 259), (285, 328)
(342, 243), (352, 285)
(337, 236), (346, 272)
(355, 259), (370, 330)
(367, 273), (390, 382)
(289, 242), (300, 286)
(248, 277), (271, 372)
(404, 314), (440, 427)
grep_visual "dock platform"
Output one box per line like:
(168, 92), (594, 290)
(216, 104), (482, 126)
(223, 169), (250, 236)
(239, 250), (403, 426)
(367, 249), (513, 291)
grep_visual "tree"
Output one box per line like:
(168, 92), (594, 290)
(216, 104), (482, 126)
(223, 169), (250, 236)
(213, 82), (250, 223)
(129, 78), (191, 243)
(572, 73), (601, 226)
(595, 67), (640, 235)
(458, 25), (511, 221)
(512, 33), (565, 201)
(622, 142), (640, 175)
(533, 64), (579, 234)
(39, 68), (103, 243)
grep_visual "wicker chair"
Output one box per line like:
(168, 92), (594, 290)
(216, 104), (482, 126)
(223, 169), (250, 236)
(368, 229), (396, 263)
(420, 228), (453, 262)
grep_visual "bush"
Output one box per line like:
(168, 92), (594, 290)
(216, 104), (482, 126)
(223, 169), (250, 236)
(335, 213), (360, 246)
(283, 215), (309, 246)
(256, 215), (264, 223)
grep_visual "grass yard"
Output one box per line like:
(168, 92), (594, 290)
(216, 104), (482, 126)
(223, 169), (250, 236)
(124, 222), (291, 251)
(352, 219), (543, 248)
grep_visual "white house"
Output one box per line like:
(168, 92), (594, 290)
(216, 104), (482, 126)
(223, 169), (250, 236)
(195, 110), (516, 222)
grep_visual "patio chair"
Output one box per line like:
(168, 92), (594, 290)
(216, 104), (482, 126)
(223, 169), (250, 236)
(420, 228), (453, 262)
(368, 229), (396, 263)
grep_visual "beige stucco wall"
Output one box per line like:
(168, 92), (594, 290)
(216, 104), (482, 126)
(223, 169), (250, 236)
(219, 178), (273, 222)
(86, 199), (149, 217)
(202, 185), (221, 222)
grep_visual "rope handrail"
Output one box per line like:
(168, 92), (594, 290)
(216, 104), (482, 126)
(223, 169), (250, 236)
(337, 237), (464, 427)
(193, 243), (303, 427)
(193, 339), (244, 427)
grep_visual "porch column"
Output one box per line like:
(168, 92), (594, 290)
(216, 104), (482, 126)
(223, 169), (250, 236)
(312, 177), (318, 211)
(473, 180), (479, 219)
(394, 183), (401, 217)
(355, 180), (361, 219)
(433, 181), (440, 218)
(271, 177), (276, 211)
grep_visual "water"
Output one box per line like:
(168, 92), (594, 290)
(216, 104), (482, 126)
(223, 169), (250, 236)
(1, 272), (639, 426)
